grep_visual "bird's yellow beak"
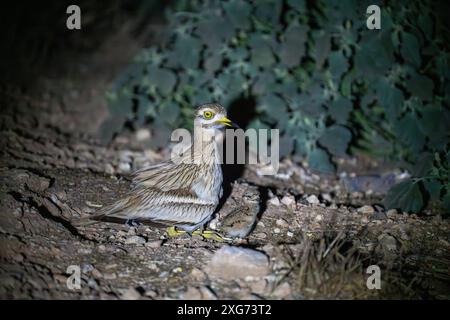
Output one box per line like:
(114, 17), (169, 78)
(215, 117), (233, 127)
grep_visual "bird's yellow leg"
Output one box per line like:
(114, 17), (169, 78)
(166, 226), (187, 238)
(192, 229), (232, 242)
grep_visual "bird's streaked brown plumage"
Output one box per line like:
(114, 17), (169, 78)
(74, 103), (232, 231)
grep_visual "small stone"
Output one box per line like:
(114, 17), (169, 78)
(275, 219), (289, 228)
(205, 246), (270, 280)
(254, 232), (267, 239)
(172, 267), (183, 273)
(104, 163), (115, 175)
(306, 195), (320, 204)
(321, 193), (332, 203)
(145, 240), (163, 248)
(250, 279), (267, 295)
(91, 269), (103, 279)
(125, 235), (146, 245)
(98, 245), (106, 252)
(103, 273), (117, 280)
(273, 228), (281, 234)
(136, 128), (151, 141)
(81, 264), (94, 273)
(378, 234), (398, 251)
(357, 205), (375, 214)
(127, 227), (137, 236)
(272, 282), (292, 299)
(118, 162), (131, 172)
(144, 289), (158, 299)
(286, 231), (294, 237)
(105, 263), (118, 270)
(181, 287), (202, 300)
(120, 287), (142, 300)
(386, 209), (398, 217)
(281, 195), (296, 207)
(198, 286), (217, 300)
(268, 197), (281, 206)
(181, 286), (217, 300)
(189, 268), (207, 282)
(314, 214), (323, 222)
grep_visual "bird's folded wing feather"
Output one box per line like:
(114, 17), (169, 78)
(131, 161), (199, 192)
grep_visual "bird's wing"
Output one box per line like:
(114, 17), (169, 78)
(131, 160), (200, 192)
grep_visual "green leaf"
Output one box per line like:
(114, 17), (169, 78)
(411, 152), (433, 176)
(375, 80), (404, 123)
(384, 179), (423, 213)
(258, 94), (288, 122)
(328, 97), (352, 124)
(418, 105), (450, 148)
(395, 113), (426, 152)
(423, 179), (442, 201)
(98, 115), (126, 143)
(169, 34), (202, 69)
(312, 32), (331, 69)
(328, 51), (348, 81)
(223, 0), (252, 30)
(147, 67), (177, 96)
(287, 0), (306, 12)
(249, 34), (275, 67)
(443, 189), (450, 214)
(401, 32), (421, 68)
(318, 125), (352, 156)
(406, 74), (434, 101)
(279, 24), (307, 67)
(308, 148), (335, 174)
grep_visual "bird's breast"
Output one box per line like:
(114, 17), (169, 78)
(191, 164), (223, 204)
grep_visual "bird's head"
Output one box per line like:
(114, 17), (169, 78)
(194, 103), (235, 129)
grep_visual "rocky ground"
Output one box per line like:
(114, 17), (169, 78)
(0, 22), (449, 300)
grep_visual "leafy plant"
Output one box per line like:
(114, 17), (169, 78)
(104, 0), (450, 214)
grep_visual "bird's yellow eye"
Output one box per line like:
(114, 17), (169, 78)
(203, 111), (213, 119)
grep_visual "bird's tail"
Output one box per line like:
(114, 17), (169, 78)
(71, 198), (131, 227)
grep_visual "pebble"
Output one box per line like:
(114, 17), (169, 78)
(145, 240), (163, 248)
(250, 279), (267, 295)
(273, 228), (281, 234)
(189, 268), (207, 282)
(254, 232), (267, 239)
(321, 193), (332, 203)
(287, 231), (294, 237)
(103, 273), (117, 280)
(272, 282), (292, 299)
(386, 209), (398, 217)
(125, 235), (146, 245)
(314, 214), (323, 222)
(104, 163), (115, 175)
(268, 197), (281, 206)
(118, 162), (131, 172)
(205, 246), (270, 280)
(275, 219), (289, 228)
(181, 286), (217, 300)
(357, 205), (375, 214)
(281, 195), (296, 207)
(136, 128), (151, 141)
(120, 287), (142, 300)
(91, 269), (103, 279)
(306, 195), (320, 204)
(378, 234), (398, 251)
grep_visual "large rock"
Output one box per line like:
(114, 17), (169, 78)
(205, 246), (270, 280)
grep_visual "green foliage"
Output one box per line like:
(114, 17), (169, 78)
(105, 0), (450, 214)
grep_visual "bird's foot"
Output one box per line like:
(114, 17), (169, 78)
(192, 229), (232, 242)
(166, 226), (188, 238)
(165, 226), (231, 242)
